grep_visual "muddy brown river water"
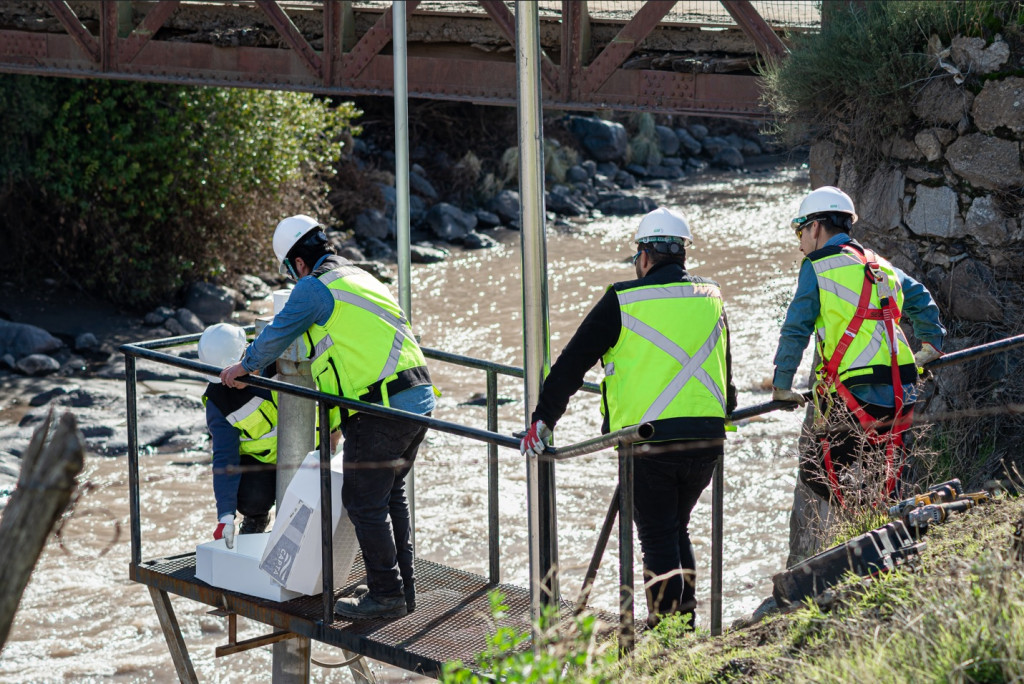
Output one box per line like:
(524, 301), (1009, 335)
(0, 164), (814, 682)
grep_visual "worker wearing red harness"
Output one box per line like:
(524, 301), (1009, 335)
(771, 187), (946, 505)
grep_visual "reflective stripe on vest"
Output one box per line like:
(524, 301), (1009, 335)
(601, 280), (728, 435)
(304, 258), (429, 415)
(204, 388), (278, 464)
(811, 245), (916, 388)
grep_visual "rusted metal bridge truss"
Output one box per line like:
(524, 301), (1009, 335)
(0, 0), (798, 117)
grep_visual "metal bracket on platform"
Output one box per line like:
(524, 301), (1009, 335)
(208, 608), (299, 658)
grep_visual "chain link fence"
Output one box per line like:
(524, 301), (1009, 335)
(353, 1), (820, 29)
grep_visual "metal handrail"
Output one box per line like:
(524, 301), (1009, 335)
(119, 337), (654, 631)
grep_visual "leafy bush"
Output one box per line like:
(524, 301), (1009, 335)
(0, 76), (360, 307)
(761, 1), (1024, 164)
(441, 591), (617, 683)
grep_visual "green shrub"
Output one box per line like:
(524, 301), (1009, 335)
(0, 76), (360, 307)
(761, 1), (1024, 163)
(441, 590), (617, 683)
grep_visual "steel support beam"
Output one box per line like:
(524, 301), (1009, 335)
(43, 0), (98, 62)
(480, 0), (559, 95)
(120, 0), (180, 64)
(341, 0), (420, 82)
(720, 0), (788, 61)
(582, 0), (676, 93)
(149, 587), (199, 684)
(256, 0), (323, 79)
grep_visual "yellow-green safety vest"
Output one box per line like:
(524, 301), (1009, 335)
(203, 384), (278, 464)
(809, 244), (917, 391)
(601, 278), (729, 441)
(302, 256), (431, 419)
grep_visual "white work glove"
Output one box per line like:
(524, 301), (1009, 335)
(213, 514), (235, 549)
(772, 387), (808, 406)
(914, 342), (942, 367)
(520, 420), (552, 458)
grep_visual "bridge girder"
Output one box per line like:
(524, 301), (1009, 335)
(0, 1), (797, 118)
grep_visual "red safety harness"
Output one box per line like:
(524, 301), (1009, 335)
(816, 246), (913, 506)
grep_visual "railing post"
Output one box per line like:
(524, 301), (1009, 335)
(516, 0), (558, 625)
(318, 402), (335, 625)
(617, 441), (635, 654)
(486, 369), (500, 584)
(274, 344), (314, 682)
(710, 449), (724, 636)
(125, 353), (141, 567)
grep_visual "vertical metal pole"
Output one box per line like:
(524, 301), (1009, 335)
(710, 450), (724, 636)
(318, 402), (335, 625)
(125, 354), (141, 567)
(617, 442), (635, 654)
(516, 0), (557, 626)
(393, 0), (416, 553)
(274, 353), (314, 683)
(394, 0), (411, 321)
(486, 369), (500, 584)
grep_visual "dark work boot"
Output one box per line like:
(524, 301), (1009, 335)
(239, 514), (270, 535)
(354, 583), (415, 612)
(335, 593), (407, 620)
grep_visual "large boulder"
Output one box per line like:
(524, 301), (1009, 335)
(972, 77), (1024, 134)
(425, 202), (477, 242)
(566, 115), (628, 162)
(855, 168), (904, 232)
(950, 35), (1010, 76)
(353, 208), (393, 240)
(965, 195), (1010, 247)
(912, 77), (974, 126)
(0, 320), (61, 359)
(941, 258), (1003, 322)
(674, 128), (702, 156)
(487, 189), (521, 224)
(409, 171), (439, 201)
(184, 282), (236, 324)
(596, 194), (657, 216)
(809, 140), (837, 188)
(545, 186), (588, 216)
(906, 185), (964, 239)
(654, 124), (680, 156)
(15, 353), (60, 376)
(945, 134), (1024, 190)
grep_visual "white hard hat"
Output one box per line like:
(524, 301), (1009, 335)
(273, 214), (321, 265)
(634, 207), (693, 247)
(792, 186), (858, 229)
(197, 323), (247, 383)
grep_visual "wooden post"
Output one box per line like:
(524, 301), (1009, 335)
(0, 411), (85, 647)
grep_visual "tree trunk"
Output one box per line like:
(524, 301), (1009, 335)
(0, 411), (85, 647)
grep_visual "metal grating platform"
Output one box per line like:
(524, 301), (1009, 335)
(132, 553), (604, 676)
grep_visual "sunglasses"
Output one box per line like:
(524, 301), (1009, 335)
(791, 216), (816, 239)
(632, 250), (643, 265)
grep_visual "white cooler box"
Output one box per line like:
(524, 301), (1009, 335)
(196, 450), (360, 600)
(196, 533), (301, 602)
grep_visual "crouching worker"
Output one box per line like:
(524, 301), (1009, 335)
(199, 323), (279, 549)
(220, 215), (435, 620)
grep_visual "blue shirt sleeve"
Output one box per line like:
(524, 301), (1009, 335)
(895, 267), (945, 350)
(207, 400), (242, 518)
(772, 259), (819, 391)
(241, 275), (334, 372)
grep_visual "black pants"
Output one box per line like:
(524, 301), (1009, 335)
(236, 452), (276, 519)
(632, 439), (722, 626)
(341, 412), (428, 599)
(801, 401), (913, 503)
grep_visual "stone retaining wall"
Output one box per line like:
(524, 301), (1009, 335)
(791, 34), (1024, 563)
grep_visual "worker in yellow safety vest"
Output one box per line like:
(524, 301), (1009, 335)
(198, 323), (279, 549)
(770, 186), (946, 506)
(220, 215), (434, 621)
(520, 207), (736, 630)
